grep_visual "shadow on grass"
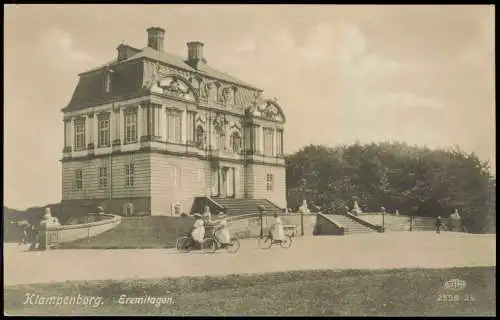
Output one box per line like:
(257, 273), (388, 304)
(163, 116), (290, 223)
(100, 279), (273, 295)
(5, 267), (496, 316)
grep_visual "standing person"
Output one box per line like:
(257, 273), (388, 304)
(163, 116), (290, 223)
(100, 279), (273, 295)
(191, 214), (206, 249)
(214, 212), (231, 248)
(271, 213), (285, 242)
(436, 216), (442, 234)
(203, 206), (212, 223)
(28, 223), (39, 251)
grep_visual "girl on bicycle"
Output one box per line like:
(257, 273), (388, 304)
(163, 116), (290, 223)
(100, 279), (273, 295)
(214, 211), (231, 247)
(271, 213), (285, 242)
(191, 214), (205, 247)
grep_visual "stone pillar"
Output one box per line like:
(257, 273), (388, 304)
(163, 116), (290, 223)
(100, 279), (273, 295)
(181, 110), (187, 144)
(137, 105), (143, 142)
(259, 126), (264, 154)
(272, 128), (276, 157)
(155, 105), (162, 139)
(112, 106), (121, 145)
(69, 118), (74, 150)
(92, 113), (98, 147)
(163, 107), (169, 142)
(120, 108), (125, 143)
(85, 114), (92, 150)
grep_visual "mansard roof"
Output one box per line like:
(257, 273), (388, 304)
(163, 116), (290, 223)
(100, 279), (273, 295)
(63, 46), (262, 112)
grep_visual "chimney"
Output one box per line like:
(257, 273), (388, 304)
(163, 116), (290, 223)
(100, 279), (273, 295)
(116, 44), (140, 61)
(186, 41), (207, 68)
(147, 27), (165, 51)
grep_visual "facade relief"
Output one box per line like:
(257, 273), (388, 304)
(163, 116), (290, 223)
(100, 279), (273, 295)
(155, 76), (196, 102)
(252, 100), (285, 123)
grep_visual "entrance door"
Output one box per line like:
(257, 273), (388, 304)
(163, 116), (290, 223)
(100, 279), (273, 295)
(227, 168), (235, 198)
(220, 168), (227, 198)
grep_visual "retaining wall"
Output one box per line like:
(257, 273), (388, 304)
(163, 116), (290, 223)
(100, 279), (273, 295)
(40, 213), (122, 249)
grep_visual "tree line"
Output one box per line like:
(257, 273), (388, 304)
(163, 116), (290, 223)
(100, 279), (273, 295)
(285, 142), (496, 233)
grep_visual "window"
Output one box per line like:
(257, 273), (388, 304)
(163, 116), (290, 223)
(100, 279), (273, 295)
(230, 131), (242, 153)
(218, 133), (226, 151)
(98, 167), (108, 189)
(64, 120), (71, 148)
(125, 163), (135, 187)
(98, 116), (110, 147)
(124, 112), (137, 144)
(166, 110), (182, 143)
(276, 129), (284, 156)
(266, 173), (274, 191)
(104, 70), (112, 93)
(75, 169), (83, 190)
(196, 126), (205, 149)
(263, 128), (274, 156)
(74, 119), (86, 151)
(186, 111), (196, 144)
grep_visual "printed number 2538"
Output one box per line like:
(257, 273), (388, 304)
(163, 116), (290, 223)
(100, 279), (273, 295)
(437, 294), (460, 302)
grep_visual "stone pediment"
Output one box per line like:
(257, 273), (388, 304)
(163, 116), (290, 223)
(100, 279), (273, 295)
(251, 99), (286, 123)
(150, 75), (197, 102)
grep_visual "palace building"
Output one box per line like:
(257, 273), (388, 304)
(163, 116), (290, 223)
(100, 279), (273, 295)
(61, 27), (286, 216)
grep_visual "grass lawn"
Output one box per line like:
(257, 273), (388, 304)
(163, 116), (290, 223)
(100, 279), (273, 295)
(56, 216), (194, 249)
(4, 267), (495, 316)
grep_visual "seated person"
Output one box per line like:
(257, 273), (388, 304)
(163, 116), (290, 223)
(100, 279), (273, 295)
(190, 214), (205, 247)
(214, 212), (232, 247)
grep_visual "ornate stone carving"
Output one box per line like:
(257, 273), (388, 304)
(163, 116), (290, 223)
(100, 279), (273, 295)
(195, 114), (207, 125)
(123, 106), (138, 115)
(97, 111), (110, 120)
(253, 100), (284, 122)
(156, 76), (195, 102)
(221, 86), (234, 106)
(212, 113), (227, 135)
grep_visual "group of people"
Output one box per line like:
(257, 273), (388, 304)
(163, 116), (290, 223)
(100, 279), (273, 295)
(189, 210), (231, 247)
(188, 207), (286, 248)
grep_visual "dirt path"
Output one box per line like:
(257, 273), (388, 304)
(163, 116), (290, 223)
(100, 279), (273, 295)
(4, 232), (496, 286)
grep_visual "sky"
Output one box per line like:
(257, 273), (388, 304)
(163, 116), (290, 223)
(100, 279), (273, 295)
(4, 4), (496, 210)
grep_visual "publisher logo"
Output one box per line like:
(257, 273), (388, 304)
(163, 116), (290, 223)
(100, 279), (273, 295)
(444, 278), (467, 292)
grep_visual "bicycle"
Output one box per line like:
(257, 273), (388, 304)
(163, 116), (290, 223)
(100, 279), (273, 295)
(202, 229), (240, 254)
(258, 229), (293, 249)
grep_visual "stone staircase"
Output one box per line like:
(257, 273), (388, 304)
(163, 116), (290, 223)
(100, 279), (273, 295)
(211, 198), (282, 217)
(329, 214), (378, 234)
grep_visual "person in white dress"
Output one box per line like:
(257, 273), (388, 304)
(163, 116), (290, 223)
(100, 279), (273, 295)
(214, 212), (231, 246)
(191, 214), (205, 246)
(271, 213), (285, 242)
(203, 206), (212, 223)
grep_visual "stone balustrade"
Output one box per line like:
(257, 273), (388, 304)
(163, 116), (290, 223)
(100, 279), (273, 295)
(38, 213), (122, 250)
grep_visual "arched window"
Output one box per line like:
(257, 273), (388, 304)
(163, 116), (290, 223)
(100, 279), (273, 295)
(123, 203), (134, 216)
(230, 131), (242, 153)
(196, 126), (205, 149)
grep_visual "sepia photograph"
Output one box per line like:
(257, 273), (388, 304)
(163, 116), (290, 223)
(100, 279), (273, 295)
(3, 4), (496, 316)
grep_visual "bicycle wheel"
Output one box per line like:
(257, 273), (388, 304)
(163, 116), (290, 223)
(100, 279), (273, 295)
(176, 236), (188, 251)
(202, 238), (217, 253)
(226, 238), (240, 253)
(258, 236), (273, 249)
(280, 236), (293, 249)
(178, 237), (192, 253)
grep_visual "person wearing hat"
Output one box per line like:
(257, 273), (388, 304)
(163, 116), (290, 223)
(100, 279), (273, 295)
(436, 216), (442, 234)
(214, 211), (231, 247)
(191, 214), (205, 248)
(271, 212), (285, 242)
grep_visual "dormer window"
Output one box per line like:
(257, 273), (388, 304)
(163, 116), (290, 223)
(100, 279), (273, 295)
(104, 69), (113, 93)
